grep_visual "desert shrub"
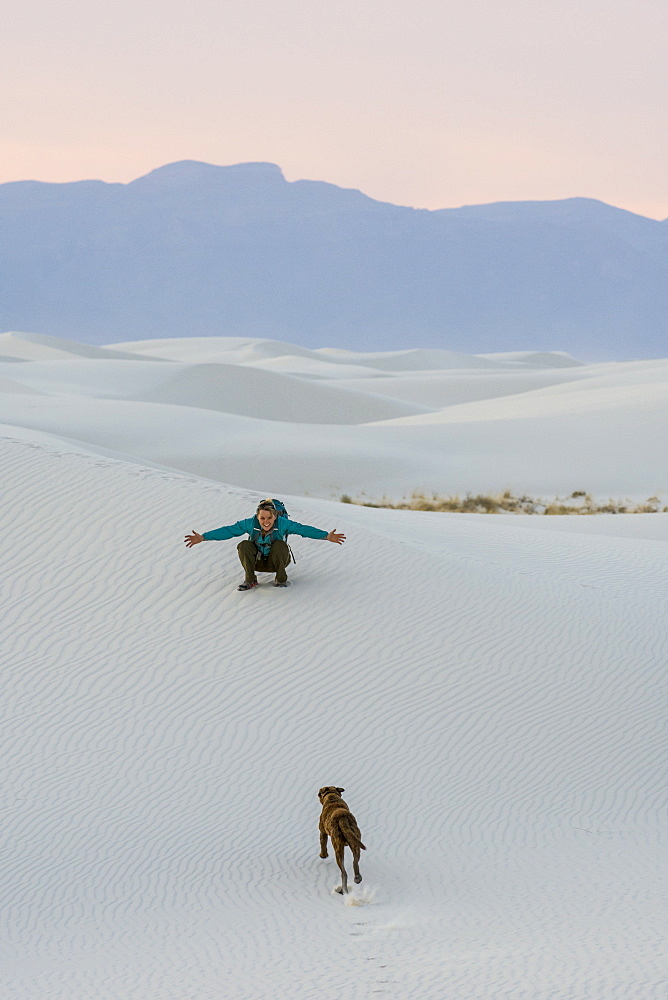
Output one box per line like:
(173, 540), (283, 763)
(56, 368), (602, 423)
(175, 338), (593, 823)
(338, 491), (666, 515)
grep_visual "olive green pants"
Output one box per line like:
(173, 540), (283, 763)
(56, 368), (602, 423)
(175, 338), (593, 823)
(237, 539), (291, 584)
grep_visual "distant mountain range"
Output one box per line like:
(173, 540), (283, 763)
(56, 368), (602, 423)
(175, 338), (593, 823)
(2, 160), (666, 359)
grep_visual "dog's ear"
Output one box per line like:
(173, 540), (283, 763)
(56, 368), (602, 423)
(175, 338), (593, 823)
(317, 787), (327, 801)
(336, 787), (345, 794)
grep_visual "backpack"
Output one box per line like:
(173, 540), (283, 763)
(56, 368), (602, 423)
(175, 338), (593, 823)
(258, 497), (289, 519)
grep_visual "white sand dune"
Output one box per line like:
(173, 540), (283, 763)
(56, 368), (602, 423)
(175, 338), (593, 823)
(0, 375), (46, 395)
(0, 397), (434, 496)
(0, 359), (427, 424)
(113, 336), (330, 364)
(2, 331), (667, 997)
(115, 337), (582, 372)
(478, 350), (585, 368)
(0, 330), (161, 362)
(331, 369), (592, 407)
(2, 427), (667, 999)
(317, 346), (584, 371)
(0, 338), (668, 498)
(371, 359), (668, 424)
(319, 347), (511, 370)
(245, 354), (388, 378)
(1, 334), (667, 497)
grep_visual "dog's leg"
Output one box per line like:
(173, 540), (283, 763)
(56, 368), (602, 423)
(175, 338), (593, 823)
(352, 845), (362, 884)
(334, 841), (348, 894)
(319, 823), (329, 858)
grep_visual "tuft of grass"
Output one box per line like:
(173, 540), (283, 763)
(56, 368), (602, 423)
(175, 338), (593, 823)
(338, 490), (668, 515)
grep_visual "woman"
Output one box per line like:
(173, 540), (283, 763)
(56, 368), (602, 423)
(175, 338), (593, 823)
(185, 499), (345, 590)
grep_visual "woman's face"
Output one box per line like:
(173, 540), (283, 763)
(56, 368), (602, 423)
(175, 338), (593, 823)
(257, 508), (278, 532)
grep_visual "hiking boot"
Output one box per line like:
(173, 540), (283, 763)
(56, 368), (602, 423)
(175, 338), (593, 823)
(238, 579), (258, 591)
(273, 579), (290, 587)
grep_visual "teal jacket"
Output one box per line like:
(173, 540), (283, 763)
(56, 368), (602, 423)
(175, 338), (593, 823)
(202, 515), (328, 559)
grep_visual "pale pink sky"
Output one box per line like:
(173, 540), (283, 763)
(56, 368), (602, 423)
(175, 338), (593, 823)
(3, 0), (667, 218)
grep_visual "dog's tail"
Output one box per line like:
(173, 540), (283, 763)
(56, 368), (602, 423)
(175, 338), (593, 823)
(339, 813), (366, 851)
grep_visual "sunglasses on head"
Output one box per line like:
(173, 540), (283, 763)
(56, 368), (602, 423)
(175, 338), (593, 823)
(257, 502), (277, 513)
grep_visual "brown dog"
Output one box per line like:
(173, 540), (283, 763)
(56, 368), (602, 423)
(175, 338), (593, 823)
(318, 786), (366, 894)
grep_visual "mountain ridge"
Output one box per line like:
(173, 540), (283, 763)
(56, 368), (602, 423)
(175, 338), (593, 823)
(2, 161), (666, 359)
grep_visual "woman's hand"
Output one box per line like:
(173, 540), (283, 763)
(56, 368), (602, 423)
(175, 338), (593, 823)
(184, 531), (204, 548)
(326, 530), (346, 544)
